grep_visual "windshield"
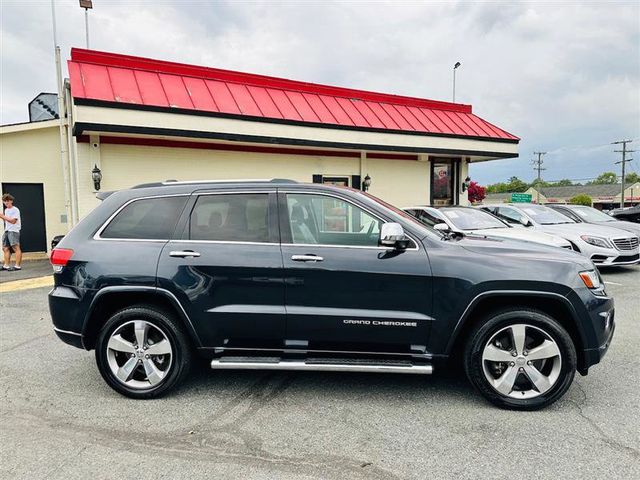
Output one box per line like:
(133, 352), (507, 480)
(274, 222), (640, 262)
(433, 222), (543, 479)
(440, 208), (508, 230)
(571, 206), (616, 222)
(520, 205), (576, 225)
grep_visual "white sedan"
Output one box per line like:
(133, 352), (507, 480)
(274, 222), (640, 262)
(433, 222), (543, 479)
(403, 206), (573, 249)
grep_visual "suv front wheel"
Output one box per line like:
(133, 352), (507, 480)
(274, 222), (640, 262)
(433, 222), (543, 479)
(95, 306), (192, 399)
(464, 308), (577, 410)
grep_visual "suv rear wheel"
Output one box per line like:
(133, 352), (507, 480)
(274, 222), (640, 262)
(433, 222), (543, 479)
(95, 306), (192, 399)
(464, 308), (576, 410)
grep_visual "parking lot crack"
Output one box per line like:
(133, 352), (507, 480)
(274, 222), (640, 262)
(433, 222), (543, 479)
(570, 382), (639, 460)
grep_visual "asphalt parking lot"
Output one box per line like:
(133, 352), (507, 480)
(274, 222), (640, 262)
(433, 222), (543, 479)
(1, 267), (638, 479)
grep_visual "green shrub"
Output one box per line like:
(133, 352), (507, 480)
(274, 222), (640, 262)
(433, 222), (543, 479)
(569, 194), (592, 206)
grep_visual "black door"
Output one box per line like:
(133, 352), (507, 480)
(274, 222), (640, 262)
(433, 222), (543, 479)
(157, 190), (286, 348)
(279, 191), (433, 353)
(1, 182), (47, 252)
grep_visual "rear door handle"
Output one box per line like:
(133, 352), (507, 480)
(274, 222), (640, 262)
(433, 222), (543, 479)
(291, 254), (323, 262)
(169, 250), (201, 258)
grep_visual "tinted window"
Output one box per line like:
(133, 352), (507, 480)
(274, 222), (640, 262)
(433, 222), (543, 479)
(410, 209), (443, 228)
(286, 193), (381, 246)
(495, 207), (526, 225)
(190, 194), (270, 242)
(101, 196), (187, 239)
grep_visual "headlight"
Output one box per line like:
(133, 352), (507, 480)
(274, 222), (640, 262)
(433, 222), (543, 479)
(580, 235), (612, 249)
(579, 270), (603, 290)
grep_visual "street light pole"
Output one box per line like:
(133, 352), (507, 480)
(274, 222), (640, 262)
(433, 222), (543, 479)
(453, 62), (461, 103)
(79, 0), (93, 49)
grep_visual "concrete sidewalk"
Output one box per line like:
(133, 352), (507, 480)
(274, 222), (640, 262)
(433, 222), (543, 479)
(0, 258), (52, 284)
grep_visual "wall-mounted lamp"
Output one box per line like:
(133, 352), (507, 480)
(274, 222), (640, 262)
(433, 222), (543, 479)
(462, 176), (471, 192)
(92, 164), (102, 191)
(362, 174), (372, 192)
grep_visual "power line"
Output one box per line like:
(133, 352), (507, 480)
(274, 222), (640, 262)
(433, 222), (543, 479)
(613, 139), (635, 208)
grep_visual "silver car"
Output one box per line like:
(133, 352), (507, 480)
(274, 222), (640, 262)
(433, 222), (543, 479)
(548, 204), (640, 237)
(480, 203), (640, 267)
(403, 206), (572, 249)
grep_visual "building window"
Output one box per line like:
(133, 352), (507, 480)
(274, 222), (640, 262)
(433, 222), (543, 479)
(431, 159), (457, 206)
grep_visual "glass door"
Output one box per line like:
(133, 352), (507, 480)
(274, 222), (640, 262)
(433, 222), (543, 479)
(431, 160), (456, 206)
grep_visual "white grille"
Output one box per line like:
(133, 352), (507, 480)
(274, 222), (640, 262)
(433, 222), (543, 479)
(612, 236), (639, 251)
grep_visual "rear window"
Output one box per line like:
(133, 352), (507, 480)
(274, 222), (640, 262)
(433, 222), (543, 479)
(190, 194), (270, 243)
(100, 196), (187, 239)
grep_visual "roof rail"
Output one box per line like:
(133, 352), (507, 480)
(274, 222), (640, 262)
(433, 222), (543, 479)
(131, 178), (298, 189)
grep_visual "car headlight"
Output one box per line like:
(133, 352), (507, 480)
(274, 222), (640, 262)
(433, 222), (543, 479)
(579, 269), (606, 295)
(580, 235), (612, 249)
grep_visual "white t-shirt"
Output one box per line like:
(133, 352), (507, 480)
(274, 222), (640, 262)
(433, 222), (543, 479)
(3, 206), (21, 232)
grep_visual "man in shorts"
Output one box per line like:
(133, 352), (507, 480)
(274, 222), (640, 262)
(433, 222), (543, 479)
(1, 193), (22, 271)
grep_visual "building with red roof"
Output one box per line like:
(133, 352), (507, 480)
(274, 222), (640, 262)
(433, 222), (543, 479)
(1, 48), (518, 251)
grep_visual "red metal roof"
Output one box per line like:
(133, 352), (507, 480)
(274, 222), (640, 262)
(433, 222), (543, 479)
(68, 49), (518, 142)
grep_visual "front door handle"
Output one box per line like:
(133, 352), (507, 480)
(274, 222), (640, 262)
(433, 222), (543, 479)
(169, 250), (201, 258)
(291, 254), (323, 262)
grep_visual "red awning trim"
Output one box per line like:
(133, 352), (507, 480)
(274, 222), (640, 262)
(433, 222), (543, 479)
(69, 48), (519, 142)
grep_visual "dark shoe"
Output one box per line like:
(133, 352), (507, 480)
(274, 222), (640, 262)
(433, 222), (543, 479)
(12, 266), (21, 271)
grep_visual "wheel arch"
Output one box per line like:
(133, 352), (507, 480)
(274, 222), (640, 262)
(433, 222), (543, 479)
(82, 287), (202, 350)
(446, 291), (589, 372)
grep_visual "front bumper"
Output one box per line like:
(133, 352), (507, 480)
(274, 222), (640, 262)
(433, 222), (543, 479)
(577, 241), (640, 266)
(576, 293), (615, 374)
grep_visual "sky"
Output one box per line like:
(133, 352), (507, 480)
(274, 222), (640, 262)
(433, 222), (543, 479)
(1, 0), (639, 185)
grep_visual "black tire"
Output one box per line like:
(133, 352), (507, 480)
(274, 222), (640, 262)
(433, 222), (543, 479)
(464, 308), (577, 410)
(95, 305), (192, 399)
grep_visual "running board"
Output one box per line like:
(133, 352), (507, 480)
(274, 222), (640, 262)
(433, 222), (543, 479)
(210, 357), (433, 375)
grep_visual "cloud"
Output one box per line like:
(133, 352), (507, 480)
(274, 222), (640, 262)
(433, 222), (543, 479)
(1, 0), (638, 183)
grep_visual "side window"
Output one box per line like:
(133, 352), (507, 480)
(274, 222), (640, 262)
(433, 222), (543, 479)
(190, 194), (270, 243)
(100, 196), (187, 239)
(286, 193), (382, 246)
(496, 207), (524, 225)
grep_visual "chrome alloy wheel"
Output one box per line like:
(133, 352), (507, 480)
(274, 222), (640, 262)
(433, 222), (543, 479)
(106, 320), (173, 389)
(481, 324), (562, 399)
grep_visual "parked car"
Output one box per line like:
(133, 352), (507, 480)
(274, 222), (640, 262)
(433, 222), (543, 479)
(49, 179), (615, 410)
(403, 206), (573, 250)
(608, 205), (640, 224)
(548, 204), (640, 236)
(480, 204), (640, 267)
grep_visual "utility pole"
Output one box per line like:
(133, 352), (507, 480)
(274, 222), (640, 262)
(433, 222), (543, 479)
(613, 139), (635, 209)
(531, 151), (547, 204)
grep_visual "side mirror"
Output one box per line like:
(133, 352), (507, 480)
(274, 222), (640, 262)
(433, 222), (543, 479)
(380, 222), (409, 249)
(521, 218), (534, 227)
(434, 222), (450, 232)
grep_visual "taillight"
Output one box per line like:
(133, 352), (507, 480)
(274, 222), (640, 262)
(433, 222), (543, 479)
(50, 248), (74, 272)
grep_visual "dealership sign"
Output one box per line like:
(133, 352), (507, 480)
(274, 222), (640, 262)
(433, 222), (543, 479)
(511, 192), (532, 203)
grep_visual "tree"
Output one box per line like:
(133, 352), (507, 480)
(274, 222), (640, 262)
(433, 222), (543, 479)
(588, 172), (618, 185)
(467, 181), (486, 204)
(625, 172), (640, 184)
(570, 194), (592, 206)
(550, 179), (574, 187)
(486, 176), (529, 193)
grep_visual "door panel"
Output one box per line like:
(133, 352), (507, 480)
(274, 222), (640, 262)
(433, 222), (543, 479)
(280, 192), (433, 352)
(156, 192), (286, 347)
(1, 182), (46, 252)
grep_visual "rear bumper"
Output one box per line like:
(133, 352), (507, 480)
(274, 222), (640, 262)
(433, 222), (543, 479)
(49, 285), (87, 349)
(53, 326), (85, 349)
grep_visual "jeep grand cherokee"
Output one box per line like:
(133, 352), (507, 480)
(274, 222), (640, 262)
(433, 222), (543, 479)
(49, 180), (615, 410)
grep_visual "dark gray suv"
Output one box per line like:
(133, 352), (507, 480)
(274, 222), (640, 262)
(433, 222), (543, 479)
(49, 180), (615, 410)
